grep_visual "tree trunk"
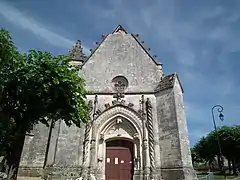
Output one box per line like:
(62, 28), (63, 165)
(217, 154), (222, 171)
(6, 127), (26, 180)
(232, 158), (238, 176)
(227, 157), (232, 174)
(237, 158), (240, 172)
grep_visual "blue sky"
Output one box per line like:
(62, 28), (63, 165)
(0, 0), (240, 146)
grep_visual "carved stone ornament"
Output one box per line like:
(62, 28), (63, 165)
(128, 102), (134, 108)
(99, 134), (104, 142)
(113, 92), (125, 101)
(69, 40), (87, 63)
(105, 103), (110, 109)
(112, 99), (126, 106)
(112, 100), (118, 106)
(96, 109), (101, 116)
(88, 100), (93, 111)
(120, 100), (126, 105)
(112, 76), (128, 93)
(133, 133), (139, 140)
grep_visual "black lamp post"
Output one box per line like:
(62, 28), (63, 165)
(211, 105), (226, 180)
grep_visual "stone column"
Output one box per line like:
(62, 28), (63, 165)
(140, 95), (150, 180)
(81, 100), (94, 179)
(133, 134), (141, 180)
(88, 95), (98, 180)
(146, 98), (155, 180)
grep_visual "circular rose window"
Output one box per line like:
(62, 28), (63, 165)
(111, 76), (128, 92)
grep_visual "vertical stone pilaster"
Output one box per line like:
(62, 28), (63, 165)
(155, 74), (197, 180)
(140, 95), (150, 180)
(88, 95), (98, 180)
(146, 98), (155, 180)
(81, 100), (93, 179)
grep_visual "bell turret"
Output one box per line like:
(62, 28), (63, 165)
(69, 40), (87, 66)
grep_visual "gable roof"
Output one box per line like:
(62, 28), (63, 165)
(155, 73), (184, 93)
(81, 24), (162, 66)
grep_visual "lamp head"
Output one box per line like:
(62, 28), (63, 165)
(219, 113), (224, 121)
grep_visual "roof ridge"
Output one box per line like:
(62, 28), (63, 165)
(130, 33), (162, 66)
(112, 24), (128, 34)
(155, 73), (183, 93)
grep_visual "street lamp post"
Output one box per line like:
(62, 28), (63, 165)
(211, 105), (226, 180)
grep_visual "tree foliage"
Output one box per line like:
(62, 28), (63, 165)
(193, 125), (240, 175)
(191, 148), (204, 166)
(0, 29), (90, 178)
(1, 50), (90, 128)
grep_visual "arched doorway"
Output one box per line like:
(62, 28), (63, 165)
(105, 139), (134, 180)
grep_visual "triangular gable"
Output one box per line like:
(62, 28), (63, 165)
(82, 24), (162, 66)
(112, 24), (128, 34)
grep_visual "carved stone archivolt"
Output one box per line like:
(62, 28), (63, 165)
(94, 105), (143, 138)
(103, 117), (137, 140)
(90, 97), (137, 120)
(95, 106), (143, 176)
(98, 100), (138, 120)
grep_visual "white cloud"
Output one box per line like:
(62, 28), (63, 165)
(0, 1), (89, 53)
(101, 1), (227, 67)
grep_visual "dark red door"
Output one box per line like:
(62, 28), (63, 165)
(105, 140), (133, 180)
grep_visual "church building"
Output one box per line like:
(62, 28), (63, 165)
(18, 25), (197, 180)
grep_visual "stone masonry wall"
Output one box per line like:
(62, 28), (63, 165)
(19, 124), (50, 177)
(80, 33), (163, 93)
(155, 88), (182, 169)
(173, 79), (193, 168)
(173, 78), (197, 179)
(155, 78), (197, 180)
(54, 122), (85, 167)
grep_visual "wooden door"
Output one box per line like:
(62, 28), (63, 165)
(105, 140), (133, 180)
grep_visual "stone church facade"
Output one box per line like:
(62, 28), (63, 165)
(18, 25), (197, 180)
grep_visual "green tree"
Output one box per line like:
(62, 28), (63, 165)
(0, 29), (90, 179)
(0, 29), (24, 159)
(0, 29), (23, 68)
(191, 147), (204, 167)
(193, 125), (240, 175)
(217, 126), (240, 175)
(194, 136), (216, 169)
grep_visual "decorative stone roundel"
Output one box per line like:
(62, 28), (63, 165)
(111, 76), (128, 92)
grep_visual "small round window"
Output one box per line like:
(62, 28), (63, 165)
(111, 76), (128, 92)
